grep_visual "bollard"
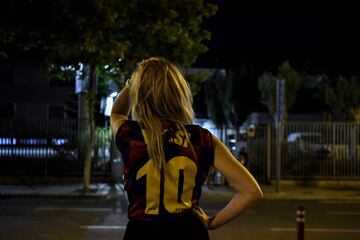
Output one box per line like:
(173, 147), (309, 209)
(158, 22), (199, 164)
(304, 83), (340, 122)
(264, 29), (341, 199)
(297, 205), (305, 240)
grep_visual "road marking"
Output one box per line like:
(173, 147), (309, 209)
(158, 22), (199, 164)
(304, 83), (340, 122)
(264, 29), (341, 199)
(36, 207), (112, 212)
(319, 200), (360, 204)
(270, 228), (296, 232)
(327, 211), (360, 215)
(271, 228), (360, 233)
(80, 225), (126, 230)
(206, 209), (256, 214)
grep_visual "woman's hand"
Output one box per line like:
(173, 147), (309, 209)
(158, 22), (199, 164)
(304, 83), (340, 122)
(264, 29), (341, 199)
(125, 78), (132, 89)
(192, 206), (217, 230)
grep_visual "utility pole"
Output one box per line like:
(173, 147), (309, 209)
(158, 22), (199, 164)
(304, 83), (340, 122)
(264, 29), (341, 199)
(275, 79), (285, 193)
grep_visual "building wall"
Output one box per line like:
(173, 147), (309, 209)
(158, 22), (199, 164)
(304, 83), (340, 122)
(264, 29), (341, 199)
(0, 60), (74, 120)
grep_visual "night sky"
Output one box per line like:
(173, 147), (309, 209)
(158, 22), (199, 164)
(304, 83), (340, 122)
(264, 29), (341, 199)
(196, 1), (360, 76)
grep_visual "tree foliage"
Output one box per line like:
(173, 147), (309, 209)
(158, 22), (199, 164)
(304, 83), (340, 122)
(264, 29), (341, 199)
(325, 76), (360, 122)
(204, 70), (227, 128)
(1, 0), (217, 78)
(204, 63), (258, 133)
(258, 71), (276, 115)
(1, 0), (218, 190)
(223, 63), (257, 128)
(184, 69), (213, 96)
(293, 73), (330, 112)
(258, 61), (302, 119)
(277, 61), (302, 111)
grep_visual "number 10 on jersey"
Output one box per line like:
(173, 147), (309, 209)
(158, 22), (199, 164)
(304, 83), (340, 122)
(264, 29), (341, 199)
(136, 156), (197, 215)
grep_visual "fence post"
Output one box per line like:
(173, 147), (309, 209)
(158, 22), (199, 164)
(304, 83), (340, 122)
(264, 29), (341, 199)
(275, 79), (285, 192)
(275, 122), (282, 192)
(332, 123), (336, 179)
(267, 124), (272, 183)
(297, 205), (305, 240)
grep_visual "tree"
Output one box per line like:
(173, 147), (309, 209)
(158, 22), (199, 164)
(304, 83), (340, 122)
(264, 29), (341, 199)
(258, 71), (277, 116)
(325, 76), (360, 122)
(204, 69), (227, 128)
(258, 61), (302, 122)
(292, 73), (330, 113)
(184, 69), (213, 96)
(223, 63), (257, 138)
(204, 63), (259, 140)
(1, 0), (217, 191)
(325, 76), (360, 161)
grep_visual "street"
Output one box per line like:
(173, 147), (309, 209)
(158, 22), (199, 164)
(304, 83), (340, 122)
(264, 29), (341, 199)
(1, 196), (360, 240)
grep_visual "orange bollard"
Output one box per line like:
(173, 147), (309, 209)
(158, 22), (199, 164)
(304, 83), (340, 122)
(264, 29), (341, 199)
(297, 205), (305, 240)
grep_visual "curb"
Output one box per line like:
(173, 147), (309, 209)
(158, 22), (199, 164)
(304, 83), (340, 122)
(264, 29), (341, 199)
(201, 185), (360, 202)
(2, 184), (360, 202)
(0, 184), (125, 199)
(262, 193), (360, 201)
(270, 180), (360, 189)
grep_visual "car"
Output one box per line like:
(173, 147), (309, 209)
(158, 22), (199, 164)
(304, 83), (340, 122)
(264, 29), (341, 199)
(226, 133), (248, 165)
(286, 132), (331, 159)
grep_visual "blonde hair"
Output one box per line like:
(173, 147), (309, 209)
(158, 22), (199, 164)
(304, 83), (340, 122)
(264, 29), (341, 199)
(129, 57), (194, 169)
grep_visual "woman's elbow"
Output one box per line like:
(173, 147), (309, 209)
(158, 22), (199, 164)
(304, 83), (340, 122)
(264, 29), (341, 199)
(245, 187), (263, 202)
(255, 188), (264, 200)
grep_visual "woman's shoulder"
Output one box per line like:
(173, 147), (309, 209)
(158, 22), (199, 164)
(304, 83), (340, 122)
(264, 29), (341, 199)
(115, 120), (142, 138)
(119, 120), (142, 130)
(187, 124), (212, 134)
(185, 124), (214, 144)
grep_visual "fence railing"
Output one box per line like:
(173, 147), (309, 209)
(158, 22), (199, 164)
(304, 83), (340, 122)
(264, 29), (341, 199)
(281, 122), (360, 179)
(1, 119), (359, 182)
(0, 119), (112, 177)
(245, 122), (360, 181)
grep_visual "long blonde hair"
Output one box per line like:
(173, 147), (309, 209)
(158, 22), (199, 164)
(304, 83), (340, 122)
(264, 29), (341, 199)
(129, 57), (194, 169)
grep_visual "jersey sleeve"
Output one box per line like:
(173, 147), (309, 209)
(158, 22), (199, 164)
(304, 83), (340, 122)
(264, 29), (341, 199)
(114, 120), (139, 160)
(199, 128), (215, 166)
(115, 121), (131, 147)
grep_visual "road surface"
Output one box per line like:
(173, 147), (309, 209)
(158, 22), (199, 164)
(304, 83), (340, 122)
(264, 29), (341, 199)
(1, 196), (360, 240)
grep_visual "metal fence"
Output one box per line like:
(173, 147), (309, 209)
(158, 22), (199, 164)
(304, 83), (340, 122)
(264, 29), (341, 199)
(0, 119), (112, 177)
(245, 125), (273, 182)
(282, 122), (360, 179)
(2, 119), (359, 182)
(245, 122), (360, 181)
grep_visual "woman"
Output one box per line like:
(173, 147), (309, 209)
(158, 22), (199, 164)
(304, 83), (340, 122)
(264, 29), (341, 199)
(110, 57), (263, 240)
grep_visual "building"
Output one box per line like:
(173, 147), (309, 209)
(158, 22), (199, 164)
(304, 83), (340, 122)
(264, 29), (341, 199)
(0, 59), (75, 120)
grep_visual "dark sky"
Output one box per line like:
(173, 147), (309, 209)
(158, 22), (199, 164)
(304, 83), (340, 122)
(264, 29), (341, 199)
(196, 1), (360, 76)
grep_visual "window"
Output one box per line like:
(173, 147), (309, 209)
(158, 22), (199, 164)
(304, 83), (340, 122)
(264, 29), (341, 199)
(16, 103), (47, 120)
(0, 69), (15, 85)
(49, 105), (64, 119)
(0, 102), (15, 117)
(49, 77), (74, 87)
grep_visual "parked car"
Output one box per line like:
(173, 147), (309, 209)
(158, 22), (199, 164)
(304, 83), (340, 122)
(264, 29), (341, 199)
(286, 132), (331, 159)
(227, 133), (248, 166)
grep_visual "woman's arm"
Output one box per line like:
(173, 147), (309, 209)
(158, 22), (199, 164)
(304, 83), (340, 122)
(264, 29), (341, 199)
(110, 82), (131, 137)
(193, 135), (263, 229)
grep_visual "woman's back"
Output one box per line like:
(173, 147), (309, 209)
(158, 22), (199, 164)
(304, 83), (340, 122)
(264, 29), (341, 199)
(110, 57), (263, 240)
(115, 120), (214, 221)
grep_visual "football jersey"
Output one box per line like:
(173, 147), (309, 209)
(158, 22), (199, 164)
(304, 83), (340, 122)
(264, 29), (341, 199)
(115, 120), (214, 221)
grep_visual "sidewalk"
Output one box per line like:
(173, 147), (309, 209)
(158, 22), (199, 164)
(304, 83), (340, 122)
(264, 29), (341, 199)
(1, 181), (360, 201)
(262, 181), (360, 201)
(0, 183), (124, 198)
(202, 182), (360, 201)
